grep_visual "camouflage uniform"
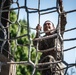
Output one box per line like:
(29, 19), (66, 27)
(33, 31), (65, 75)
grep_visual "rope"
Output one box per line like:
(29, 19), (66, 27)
(0, 0), (76, 75)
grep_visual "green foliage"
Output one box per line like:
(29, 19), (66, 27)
(10, 10), (41, 75)
(10, 10), (17, 22)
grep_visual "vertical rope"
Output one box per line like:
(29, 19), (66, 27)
(38, 0), (40, 24)
(57, 0), (64, 61)
(32, 0), (41, 75)
(25, 0), (31, 62)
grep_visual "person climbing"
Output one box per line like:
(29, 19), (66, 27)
(33, 14), (67, 75)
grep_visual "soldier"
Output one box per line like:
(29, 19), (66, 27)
(33, 19), (66, 75)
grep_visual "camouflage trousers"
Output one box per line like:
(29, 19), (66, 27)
(38, 55), (65, 75)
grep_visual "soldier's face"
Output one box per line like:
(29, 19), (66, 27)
(44, 22), (54, 32)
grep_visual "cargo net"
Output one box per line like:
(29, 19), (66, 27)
(0, 0), (76, 75)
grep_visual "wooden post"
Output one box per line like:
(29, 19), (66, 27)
(0, 0), (10, 57)
(0, 0), (15, 75)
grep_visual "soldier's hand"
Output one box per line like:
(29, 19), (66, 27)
(36, 24), (42, 32)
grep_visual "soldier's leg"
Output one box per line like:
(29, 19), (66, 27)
(40, 55), (56, 75)
(57, 62), (65, 75)
(41, 55), (64, 75)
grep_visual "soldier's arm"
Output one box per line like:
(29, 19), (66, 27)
(33, 24), (42, 47)
(59, 0), (67, 35)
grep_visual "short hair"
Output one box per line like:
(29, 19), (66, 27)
(43, 20), (55, 31)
